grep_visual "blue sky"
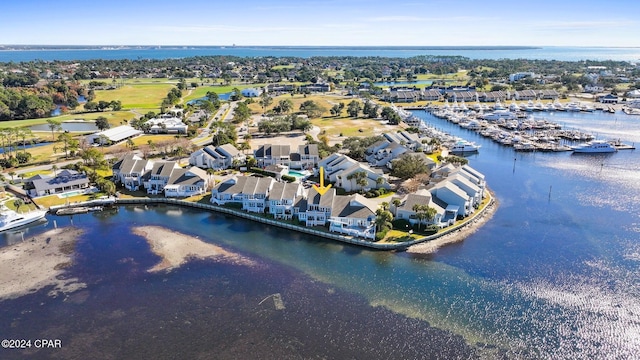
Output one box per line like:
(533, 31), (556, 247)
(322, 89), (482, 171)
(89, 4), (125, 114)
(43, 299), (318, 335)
(2, 0), (639, 46)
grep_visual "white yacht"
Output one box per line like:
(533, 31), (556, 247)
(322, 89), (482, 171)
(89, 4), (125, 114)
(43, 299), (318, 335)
(0, 206), (47, 232)
(571, 140), (617, 153)
(483, 109), (516, 121)
(450, 139), (481, 153)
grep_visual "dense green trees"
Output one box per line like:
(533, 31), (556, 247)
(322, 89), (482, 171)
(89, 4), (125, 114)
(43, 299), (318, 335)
(391, 153), (432, 179)
(95, 116), (110, 131)
(258, 114), (312, 134)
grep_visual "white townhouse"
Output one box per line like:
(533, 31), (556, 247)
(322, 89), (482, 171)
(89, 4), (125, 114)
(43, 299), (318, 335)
(446, 173), (483, 209)
(146, 161), (181, 195)
(430, 181), (473, 217)
(266, 182), (304, 220)
(328, 194), (377, 240)
(383, 131), (423, 151)
(319, 153), (388, 192)
(112, 154), (154, 191)
(365, 141), (408, 167)
(289, 144), (320, 170)
(254, 144), (291, 167)
(297, 187), (336, 227)
(210, 176), (275, 213)
(189, 144), (245, 170)
(162, 167), (209, 197)
(392, 189), (449, 228)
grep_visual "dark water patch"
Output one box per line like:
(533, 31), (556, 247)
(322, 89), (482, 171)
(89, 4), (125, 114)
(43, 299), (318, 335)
(0, 250), (478, 360)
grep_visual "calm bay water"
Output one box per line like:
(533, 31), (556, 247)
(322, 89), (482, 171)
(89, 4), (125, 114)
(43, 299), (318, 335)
(2, 46), (640, 62)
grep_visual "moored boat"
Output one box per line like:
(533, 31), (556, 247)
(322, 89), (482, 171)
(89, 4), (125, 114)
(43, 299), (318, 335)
(571, 140), (617, 153)
(449, 139), (481, 153)
(0, 206), (47, 232)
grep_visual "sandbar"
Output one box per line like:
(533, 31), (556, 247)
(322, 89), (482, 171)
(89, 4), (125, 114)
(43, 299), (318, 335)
(407, 196), (499, 255)
(0, 227), (86, 301)
(132, 226), (255, 272)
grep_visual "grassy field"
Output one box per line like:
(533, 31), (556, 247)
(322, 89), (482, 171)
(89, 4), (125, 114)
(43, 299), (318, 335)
(183, 84), (264, 102)
(93, 83), (173, 111)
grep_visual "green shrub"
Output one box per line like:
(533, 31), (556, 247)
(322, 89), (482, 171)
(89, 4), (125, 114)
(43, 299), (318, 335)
(281, 175), (296, 183)
(375, 228), (389, 241)
(392, 219), (412, 231)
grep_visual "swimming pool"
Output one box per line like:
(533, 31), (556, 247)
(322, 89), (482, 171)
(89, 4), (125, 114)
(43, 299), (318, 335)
(57, 189), (87, 198)
(288, 170), (310, 179)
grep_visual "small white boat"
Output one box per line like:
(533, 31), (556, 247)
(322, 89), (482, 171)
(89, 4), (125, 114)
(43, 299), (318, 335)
(571, 140), (617, 153)
(0, 206), (47, 232)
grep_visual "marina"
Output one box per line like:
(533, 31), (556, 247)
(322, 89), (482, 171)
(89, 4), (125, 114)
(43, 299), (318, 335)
(403, 103), (636, 153)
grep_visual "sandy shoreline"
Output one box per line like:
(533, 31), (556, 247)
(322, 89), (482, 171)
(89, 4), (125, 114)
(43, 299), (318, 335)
(407, 194), (499, 255)
(132, 225), (255, 272)
(0, 227), (86, 301)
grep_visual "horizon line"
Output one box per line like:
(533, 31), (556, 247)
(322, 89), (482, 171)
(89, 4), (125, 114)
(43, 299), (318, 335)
(2, 44), (639, 49)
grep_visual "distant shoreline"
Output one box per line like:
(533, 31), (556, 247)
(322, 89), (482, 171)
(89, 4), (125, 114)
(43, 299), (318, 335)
(0, 45), (542, 51)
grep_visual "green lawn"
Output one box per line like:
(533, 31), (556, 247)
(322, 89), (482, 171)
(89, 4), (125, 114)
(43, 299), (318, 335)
(183, 84), (267, 102)
(93, 83), (173, 110)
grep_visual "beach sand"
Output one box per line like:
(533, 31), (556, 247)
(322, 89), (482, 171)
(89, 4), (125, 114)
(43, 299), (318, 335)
(132, 226), (255, 272)
(407, 196), (499, 255)
(0, 227), (86, 301)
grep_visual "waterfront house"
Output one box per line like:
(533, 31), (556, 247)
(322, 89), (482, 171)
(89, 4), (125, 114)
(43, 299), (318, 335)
(535, 89), (559, 100)
(480, 91), (508, 103)
(598, 94), (619, 104)
(514, 90), (537, 101)
(392, 189), (448, 228)
(112, 154), (154, 191)
(24, 170), (90, 197)
(189, 144), (245, 170)
(266, 182), (304, 220)
(421, 89), (443, 101)
(297, 187), (336, 227)
(162, 167), (209, 197)
(383, 131), (423, 151)
(445, 173), (483, 209)
(145, 161), (180, 195)
(328, 194), (377, 240)
(210, 176), (275, 213)
(430, 181), (472, 217)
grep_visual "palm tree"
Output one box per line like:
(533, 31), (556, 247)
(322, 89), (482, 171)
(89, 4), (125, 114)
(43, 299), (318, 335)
(239, 141), (251, 155)
(412, 204), (437, 231)
(374, 208), (393, 232)
(51, 164), (59, 178)
(8, 171), (16, 182)
(126, 138), (135, 150)
(347, 171), (368, 193)
(13, 198), (24, 213)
